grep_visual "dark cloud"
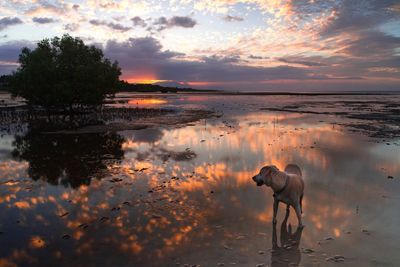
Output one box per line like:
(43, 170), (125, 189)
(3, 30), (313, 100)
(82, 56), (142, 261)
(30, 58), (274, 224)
(0, 40), (33, 75)
(278, 57), (328, 67)
(202, 55), (242, 64)
(89, 19), (131, 32)
(223, 15), (244, 22)
(152, 16), (197, 31)
(248, 55), (267, 60)
(64, 23), (79, 32)
(32, 17), (57, 24)
(168, 16), (197, 28)
(338, 30), (400, 57)
(104, 37), (181, 65)
(131, 16), (147, 27)
(0, 41), (31, 62)
(0, 17), (23, 31)
(320, 0), (400, 36)
(104, 37), (315, 83)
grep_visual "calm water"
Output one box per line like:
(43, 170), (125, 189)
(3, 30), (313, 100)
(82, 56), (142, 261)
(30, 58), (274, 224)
(1, 94), (400, 267)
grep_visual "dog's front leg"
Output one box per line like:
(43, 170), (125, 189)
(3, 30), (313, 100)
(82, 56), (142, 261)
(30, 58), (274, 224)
(273, 197), (279, 224)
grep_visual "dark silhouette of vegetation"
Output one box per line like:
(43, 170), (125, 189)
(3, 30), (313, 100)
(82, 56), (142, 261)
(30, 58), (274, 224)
(0, 75), (11, 90)
(9, 35), (121, 111)
(12, 125), (125, 188)
(119, 81), (218, 93)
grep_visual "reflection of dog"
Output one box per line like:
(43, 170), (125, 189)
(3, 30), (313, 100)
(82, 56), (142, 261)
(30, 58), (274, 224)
(271, 208), (303, 267)
(252, 164), (304, 226)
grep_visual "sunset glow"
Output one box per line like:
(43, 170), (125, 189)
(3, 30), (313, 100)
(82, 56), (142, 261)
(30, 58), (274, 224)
(0, 0), (399, 91)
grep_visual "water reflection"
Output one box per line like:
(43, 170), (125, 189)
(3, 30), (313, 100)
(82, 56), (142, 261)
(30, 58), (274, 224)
(12, 126), (125, 188)
(0, 95), (400, 266)
(271, 208), (303, 267)
(127, 98), (168, 107)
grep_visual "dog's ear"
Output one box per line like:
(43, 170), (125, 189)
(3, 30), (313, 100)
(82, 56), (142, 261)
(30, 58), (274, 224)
(262, 165), (279, 186)
(270, 165), (279, 172)
(265, 165), (279, 175)
(261, 165), (276, 186)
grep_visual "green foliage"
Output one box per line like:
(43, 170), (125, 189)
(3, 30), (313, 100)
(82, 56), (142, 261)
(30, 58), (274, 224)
(10, 35), (121, 108)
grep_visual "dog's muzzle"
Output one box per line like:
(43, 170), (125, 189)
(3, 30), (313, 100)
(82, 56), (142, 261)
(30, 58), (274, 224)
(252, 176), (263, 186)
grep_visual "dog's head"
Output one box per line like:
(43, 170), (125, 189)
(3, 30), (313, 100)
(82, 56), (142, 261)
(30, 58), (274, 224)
(252, 165), (279, 187)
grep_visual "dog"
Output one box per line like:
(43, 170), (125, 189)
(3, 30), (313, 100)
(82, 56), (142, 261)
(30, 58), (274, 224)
(252, 164), (304, 226)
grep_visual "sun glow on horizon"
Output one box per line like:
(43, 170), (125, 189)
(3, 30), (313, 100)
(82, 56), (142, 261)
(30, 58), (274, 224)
(125, 78), (170, 84)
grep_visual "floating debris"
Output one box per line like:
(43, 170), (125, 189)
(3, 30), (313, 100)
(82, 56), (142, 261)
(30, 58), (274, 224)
(235, 235), (246, 240)
(152, 214), (162, 219)
(59, 212), (69, 217)
(302, 248), (314, 254)
(100, 216), (109, 222)
(326, 255), (345, 262)
(223, 245), (232, 250)
(110, 177), (123, 183)
(362, 229), (371, 235)
(78, 223), (89, 229)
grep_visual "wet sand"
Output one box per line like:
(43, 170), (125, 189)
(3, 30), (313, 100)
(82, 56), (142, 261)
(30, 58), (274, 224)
(0, 93), (400, 267)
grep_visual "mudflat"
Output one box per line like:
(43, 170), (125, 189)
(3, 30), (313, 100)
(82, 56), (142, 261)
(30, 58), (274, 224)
(0, 93), (399, 267)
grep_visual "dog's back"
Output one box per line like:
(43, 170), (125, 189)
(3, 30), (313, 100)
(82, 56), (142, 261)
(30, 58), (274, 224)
(284, 164), (304, 199)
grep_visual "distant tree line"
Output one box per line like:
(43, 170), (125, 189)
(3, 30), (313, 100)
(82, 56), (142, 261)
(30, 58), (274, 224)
(119, 81), (212, 93)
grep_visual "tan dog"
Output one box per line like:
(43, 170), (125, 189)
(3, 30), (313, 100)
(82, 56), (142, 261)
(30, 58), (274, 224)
(252, 164), (304, 226)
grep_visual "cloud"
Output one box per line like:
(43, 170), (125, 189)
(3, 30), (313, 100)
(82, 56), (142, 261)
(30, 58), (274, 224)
(278, 57), (328, 67)
(248, 55), (267, 60)
(104, 37), (181, 65)
(152, 16), (197, 31)
(337, 30), (400, 58)
(0, 17), (23, 31)
(223, 15), (244, 22)
(104, 37), (316, 83)
(0, 40), (33, 75)
(32, 17), (57, 24)
(168, 16), (197, 28)
(25, 2), (67, 16)
(319, 0), (400, 36)
(64, 23), (79, 32)
(131, 16), (147, 27)
(89, 19), (131, 32)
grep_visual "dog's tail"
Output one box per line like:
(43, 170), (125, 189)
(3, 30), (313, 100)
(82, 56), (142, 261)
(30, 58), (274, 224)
(284, 164), (302, 177)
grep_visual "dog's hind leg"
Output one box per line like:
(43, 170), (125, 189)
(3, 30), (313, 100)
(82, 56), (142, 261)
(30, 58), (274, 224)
(300, 194), (303, 214)
(295, 203), (303, 227)
(273, 197), (279, 224)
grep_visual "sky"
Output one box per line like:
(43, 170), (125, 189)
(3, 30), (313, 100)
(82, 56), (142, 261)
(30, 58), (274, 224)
(0, 0), (399, 91)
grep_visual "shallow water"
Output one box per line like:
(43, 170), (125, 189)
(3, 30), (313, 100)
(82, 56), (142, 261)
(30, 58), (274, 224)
(1, 94), (400, 267)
